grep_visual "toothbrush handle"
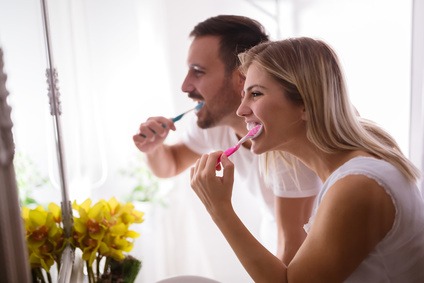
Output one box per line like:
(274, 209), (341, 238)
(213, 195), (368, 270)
(215, 128), (257, 168)
(171, 103), (203, 123)
(216, 145), (239, 166)
(171, 113), (184, 122)
(172, 107), (195, 122)
(223, 146), (239, 157)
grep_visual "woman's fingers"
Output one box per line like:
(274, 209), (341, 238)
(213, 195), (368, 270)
(220, 154), (234, 185)
(191, 152), (222, 186)
(190, 152), (230, 191)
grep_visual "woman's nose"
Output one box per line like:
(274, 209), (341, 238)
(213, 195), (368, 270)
(236, 99), (251, 117)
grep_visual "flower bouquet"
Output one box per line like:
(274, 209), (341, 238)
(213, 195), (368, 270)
(22, 197), (144, 283)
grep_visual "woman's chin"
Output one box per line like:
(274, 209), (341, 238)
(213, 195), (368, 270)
(250, 144), (265, 155)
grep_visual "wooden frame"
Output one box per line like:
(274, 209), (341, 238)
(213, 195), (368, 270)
(0, 48), (31, 282)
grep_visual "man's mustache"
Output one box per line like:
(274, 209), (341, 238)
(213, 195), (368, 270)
(188, 92), (203, 100)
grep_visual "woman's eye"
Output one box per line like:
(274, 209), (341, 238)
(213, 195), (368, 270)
(251, 91), (262, 98)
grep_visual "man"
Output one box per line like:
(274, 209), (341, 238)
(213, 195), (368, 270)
(133, 15), (320, 265)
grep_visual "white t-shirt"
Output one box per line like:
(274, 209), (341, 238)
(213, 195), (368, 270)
(305, 156), (424, 282)
(182, 115), (321, 218)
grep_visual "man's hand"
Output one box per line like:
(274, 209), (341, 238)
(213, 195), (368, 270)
(132, 116), (176, 153)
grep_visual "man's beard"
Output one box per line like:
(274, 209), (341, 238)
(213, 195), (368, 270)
(196, 80), (240, 129)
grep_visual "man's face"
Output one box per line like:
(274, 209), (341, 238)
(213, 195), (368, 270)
(181, 36), (243, 129)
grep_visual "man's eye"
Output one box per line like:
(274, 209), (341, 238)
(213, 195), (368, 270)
(191, 66), (205, 77)
(194, 69), (205, 77)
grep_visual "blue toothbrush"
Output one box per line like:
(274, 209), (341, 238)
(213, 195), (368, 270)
(171, 102), (204, 122)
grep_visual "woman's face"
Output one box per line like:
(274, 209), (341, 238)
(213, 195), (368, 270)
(237, 62), (306, 154)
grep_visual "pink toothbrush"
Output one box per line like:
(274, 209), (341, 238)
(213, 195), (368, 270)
(216, 124), (263, 166)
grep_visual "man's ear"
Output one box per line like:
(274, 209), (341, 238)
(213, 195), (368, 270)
(235, 71), (245, 87)
(301, 107), (308, 121)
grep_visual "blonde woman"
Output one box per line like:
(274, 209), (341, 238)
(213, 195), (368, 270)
(190, 37), (424, 282)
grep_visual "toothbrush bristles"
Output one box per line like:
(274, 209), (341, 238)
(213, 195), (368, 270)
(195, 101), (204, 111)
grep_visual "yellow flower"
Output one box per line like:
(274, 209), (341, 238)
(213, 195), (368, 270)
(72, 198), (144, 266)
(120, 202), (145, 225)
(21, 204), (65, 272)
(73, 199), (109, 266)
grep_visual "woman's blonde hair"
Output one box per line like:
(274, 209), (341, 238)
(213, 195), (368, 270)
(239, 37), (420, 182)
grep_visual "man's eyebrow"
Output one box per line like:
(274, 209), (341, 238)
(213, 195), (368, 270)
(189, 64), (205, 71)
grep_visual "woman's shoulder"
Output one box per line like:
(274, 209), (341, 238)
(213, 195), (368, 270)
(316, 156), (407, 212)
(327, 156), (403, 189)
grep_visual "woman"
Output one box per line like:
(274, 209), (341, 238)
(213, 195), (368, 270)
(190, 37), (424, 282)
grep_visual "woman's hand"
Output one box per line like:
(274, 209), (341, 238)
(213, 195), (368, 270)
(190, 152), (235, 218)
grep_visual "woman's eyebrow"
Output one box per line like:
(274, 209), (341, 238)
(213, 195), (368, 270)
(244, 84), (265, 92)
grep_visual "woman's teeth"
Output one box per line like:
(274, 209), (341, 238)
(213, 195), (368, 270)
(247, 122), (261, 131)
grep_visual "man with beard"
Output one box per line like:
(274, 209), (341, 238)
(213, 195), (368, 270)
(133, 15), (321, 267)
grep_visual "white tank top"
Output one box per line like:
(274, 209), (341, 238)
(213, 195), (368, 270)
(305, 156), (424, 282)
